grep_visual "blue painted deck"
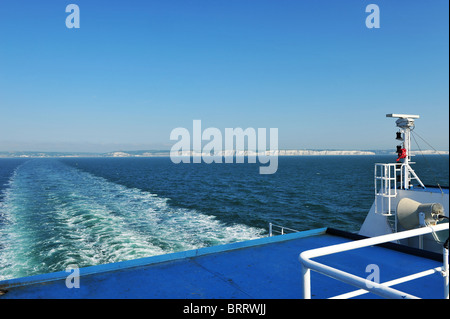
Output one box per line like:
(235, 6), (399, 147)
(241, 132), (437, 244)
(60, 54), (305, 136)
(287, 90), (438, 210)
(0, 228), (445, 299)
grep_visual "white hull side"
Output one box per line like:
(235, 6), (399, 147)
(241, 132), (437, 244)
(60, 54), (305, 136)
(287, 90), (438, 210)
(359, 188), (449, 253)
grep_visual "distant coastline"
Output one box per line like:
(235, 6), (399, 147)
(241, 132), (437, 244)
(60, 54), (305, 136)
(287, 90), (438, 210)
(0, 149), (448, 158)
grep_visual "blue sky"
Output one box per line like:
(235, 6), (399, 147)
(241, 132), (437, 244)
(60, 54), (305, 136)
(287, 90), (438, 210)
(0, 0), (448, 152)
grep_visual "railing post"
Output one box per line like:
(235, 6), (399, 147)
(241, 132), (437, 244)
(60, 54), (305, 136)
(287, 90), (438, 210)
(302, 264), (311, 299)
(444, 247), (449, 299)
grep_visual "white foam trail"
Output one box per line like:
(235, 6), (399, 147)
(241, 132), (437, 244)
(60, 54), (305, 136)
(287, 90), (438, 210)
(0, 159), (265, 280)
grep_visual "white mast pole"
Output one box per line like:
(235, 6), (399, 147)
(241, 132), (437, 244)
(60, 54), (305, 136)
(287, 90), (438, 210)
(386, 114), (420, 190)
(403, 125), (411, 189)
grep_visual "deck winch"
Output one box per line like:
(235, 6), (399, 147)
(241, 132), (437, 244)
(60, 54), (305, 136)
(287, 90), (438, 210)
(397, 198), (444, 230)
(397, 198), (448, 245)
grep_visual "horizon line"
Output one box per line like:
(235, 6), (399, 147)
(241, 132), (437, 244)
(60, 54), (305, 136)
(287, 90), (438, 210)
(1, 149), (448, 158)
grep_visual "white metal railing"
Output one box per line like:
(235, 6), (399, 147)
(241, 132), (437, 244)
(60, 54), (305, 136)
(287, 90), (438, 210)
(374, 163), (426, 217)
(268, 223), (299, 237)
(299, 223), (449, 299)
(374, 163), (399, 216)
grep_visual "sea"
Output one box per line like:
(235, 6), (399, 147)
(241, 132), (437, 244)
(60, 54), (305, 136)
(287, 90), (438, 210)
(0, 155), (448, 281)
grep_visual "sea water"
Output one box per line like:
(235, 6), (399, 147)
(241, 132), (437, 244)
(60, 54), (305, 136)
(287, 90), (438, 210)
(0, 155), (448, 280)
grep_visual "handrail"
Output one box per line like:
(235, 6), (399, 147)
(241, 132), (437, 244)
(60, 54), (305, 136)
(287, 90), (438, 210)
(268, 223), (299, 236)
(374, 163), (398, 216)
(299, 223), (449, 299)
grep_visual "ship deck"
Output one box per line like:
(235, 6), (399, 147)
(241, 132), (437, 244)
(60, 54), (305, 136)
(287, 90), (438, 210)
(0, 227), (445, 299)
